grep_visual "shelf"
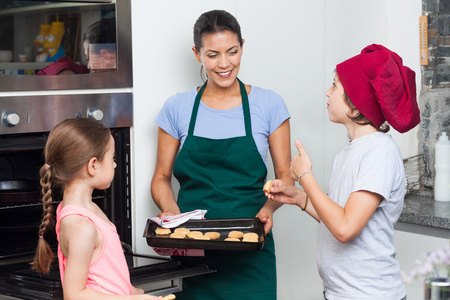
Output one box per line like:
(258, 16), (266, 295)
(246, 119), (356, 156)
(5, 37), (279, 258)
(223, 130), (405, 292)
(0, 62), (51, 70)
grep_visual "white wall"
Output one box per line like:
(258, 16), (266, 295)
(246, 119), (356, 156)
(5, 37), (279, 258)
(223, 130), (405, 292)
(131, 1), (448, 299)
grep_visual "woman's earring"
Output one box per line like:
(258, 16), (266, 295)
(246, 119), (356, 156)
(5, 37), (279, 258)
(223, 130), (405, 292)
(200, 65), (208, 82)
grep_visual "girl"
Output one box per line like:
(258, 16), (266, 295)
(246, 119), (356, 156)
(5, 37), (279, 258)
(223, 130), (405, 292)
(265, 44), (420, 300)
(151, 9), (293, 300)
(32, 118), (162, 300)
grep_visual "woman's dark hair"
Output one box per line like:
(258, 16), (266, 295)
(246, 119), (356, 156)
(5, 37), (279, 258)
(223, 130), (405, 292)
(31, 118), (111, 274)
(193, 10), (243, 52)
(83, 18), (116, 44)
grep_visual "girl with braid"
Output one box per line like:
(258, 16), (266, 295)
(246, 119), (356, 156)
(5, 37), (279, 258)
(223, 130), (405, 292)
(32, 118), (162, 300)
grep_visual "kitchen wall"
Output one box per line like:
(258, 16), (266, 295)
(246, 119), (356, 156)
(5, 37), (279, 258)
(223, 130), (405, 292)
(130, 1), (448, 299)
(418, 0), (450, 190)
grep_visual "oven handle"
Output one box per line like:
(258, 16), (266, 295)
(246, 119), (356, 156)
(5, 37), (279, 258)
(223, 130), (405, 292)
(121, 242), (133, 254)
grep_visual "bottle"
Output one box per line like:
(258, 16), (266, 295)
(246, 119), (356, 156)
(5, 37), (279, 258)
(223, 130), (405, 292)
(434, 132), (450, 201)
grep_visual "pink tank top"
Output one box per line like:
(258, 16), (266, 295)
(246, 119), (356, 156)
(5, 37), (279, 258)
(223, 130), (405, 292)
(55, 203), (133, 295)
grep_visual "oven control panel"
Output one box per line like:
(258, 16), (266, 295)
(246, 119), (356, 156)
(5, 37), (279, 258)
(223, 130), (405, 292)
(0, 93), (132, 135)
(2, 111), (20, 127)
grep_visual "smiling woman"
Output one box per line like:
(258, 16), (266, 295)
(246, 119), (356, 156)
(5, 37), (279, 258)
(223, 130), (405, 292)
(150, 9), (294, 300)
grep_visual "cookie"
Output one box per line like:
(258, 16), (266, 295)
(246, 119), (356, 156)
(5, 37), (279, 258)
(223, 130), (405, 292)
(204, 232), (220, 240)
(194, 236), (210, 240)
(174, 227), (190, 235)
(242, 237), (258, 243)
(243, 232), (259, 240)
(187, 231), (203, 239)
(155, 227), (171, 236)
(161, 294), (176, 300)
(170, 232), (186, 239)
(263, 180), (273, 193)
(224, 237), (240, 242)
(228, 230), (244, 239)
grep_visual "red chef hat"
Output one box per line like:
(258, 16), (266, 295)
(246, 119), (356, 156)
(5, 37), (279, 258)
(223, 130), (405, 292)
(336, 44), (420, 133)
(37, 55), (89, 75)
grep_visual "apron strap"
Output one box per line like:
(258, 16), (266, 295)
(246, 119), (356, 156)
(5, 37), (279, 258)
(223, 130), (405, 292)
(238, 79), (252, 137)
(188, 78), (252, 137)
(188, 82), (207, 136)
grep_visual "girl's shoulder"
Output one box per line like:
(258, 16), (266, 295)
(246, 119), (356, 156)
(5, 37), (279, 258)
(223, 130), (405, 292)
(60, 213), (97, 234)
(368, 133), (401, 153)
(58, 211), (99, 250)
(352, 133), (402, 163)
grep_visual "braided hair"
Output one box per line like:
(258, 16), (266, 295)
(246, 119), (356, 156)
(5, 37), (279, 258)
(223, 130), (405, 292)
(31, 118), (111, 274)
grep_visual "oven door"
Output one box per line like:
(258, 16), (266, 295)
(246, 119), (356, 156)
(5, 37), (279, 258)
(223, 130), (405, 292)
(127, 253), (215, 297)
(0, 252), (215, 299)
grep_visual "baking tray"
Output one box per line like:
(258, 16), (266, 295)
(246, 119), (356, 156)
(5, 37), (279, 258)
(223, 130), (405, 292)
(144, 218), (266, 252)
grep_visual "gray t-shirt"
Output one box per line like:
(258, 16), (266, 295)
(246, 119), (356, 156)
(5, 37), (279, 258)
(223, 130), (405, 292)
(317, 132), (407, 300)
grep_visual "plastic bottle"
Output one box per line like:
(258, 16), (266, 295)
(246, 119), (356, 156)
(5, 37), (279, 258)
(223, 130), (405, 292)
(434, 132), (450, 201)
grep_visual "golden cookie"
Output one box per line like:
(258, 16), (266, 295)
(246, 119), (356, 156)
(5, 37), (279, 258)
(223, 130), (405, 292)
(204, 232), (220, 240)
(242, 237), (258, 243)
(194, 236), (210, 240)
(224, 237), (240, 242)
(187, 231), (203, 239)
(170, 232), (186, 239)
(174, 227), (190, 235)
(228, 230), (244, 239)
(155, 227), (171, 235)
(161, 294), (176, 300)
(243, 232), (259, 240)
(263, 180), (273, 193)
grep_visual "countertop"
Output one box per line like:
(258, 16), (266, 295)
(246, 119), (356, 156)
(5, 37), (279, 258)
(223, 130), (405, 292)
(395, 193), (450, 239)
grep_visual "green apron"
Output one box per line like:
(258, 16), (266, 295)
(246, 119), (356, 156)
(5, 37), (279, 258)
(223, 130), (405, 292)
(172, 79), (276, 300)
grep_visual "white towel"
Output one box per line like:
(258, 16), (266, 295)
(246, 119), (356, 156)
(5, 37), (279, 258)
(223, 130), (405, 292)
(150, 209), (207, 228)
(150, 209), (208, 256)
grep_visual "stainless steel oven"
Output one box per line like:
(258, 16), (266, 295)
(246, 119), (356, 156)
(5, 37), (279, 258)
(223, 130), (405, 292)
(0, 0), (132, 90)
(0, 95), (214, 299)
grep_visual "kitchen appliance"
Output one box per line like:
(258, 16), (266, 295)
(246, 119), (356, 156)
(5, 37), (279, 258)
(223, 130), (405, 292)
(0, 95), (214, 299)
(0, 0), (132, 90)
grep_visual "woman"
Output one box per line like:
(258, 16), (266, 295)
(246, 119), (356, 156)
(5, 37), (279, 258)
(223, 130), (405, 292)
(151, 9), (292, 300)
(265, 44), (419, 299)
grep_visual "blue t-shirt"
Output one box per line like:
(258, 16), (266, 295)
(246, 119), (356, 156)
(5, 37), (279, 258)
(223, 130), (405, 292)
(155, 85), (290, 166)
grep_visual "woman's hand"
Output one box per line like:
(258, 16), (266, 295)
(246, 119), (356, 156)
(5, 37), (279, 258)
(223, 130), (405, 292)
(157, 211), (178, 218)
(290, 140), (313, 182)
(264, 179), (304, 207)
(256, 206), (274, 234)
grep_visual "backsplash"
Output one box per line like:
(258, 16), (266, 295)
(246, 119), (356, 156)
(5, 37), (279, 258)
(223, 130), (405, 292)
(418, 0), (450, 191)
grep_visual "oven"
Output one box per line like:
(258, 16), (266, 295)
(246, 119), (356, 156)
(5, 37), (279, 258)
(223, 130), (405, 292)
(0, 94), (214, 299)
